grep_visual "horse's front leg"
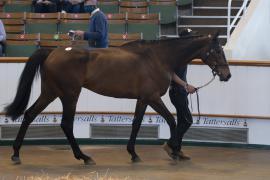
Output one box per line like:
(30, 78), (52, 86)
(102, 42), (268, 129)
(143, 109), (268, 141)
(127, 100), (147, 163)
(149, 96), (179, 160)
(60, 95), (95, 165)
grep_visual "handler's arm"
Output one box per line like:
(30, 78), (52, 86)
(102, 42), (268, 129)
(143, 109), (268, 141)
(172, 73), (196, 94)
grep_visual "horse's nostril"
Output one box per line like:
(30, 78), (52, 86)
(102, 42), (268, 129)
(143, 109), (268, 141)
(224, 73), (231, 81)
(227, 73), (232, 80)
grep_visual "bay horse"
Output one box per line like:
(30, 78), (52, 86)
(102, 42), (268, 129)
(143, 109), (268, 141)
(5, 32), (231, 165)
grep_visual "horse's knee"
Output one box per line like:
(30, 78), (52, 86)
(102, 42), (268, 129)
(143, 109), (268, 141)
(168, 120), (177, 129)
(60, 122), (72, 132)
(127, 144), (134, 154)
(60, 120), (73, 133)
(127, 139), (135, 151)
(131, 120), (141, 130)
(183, 119), (193, 128)
(167, 138), (178, 150)
(187, 120), (193, 128)
(21, 111), (34, 126)
(60, 123), (67, 130)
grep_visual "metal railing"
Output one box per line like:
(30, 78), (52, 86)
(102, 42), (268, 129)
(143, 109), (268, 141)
(227, 0), (249, 41)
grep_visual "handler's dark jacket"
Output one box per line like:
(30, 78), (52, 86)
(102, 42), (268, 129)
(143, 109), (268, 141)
(170, 65), (188, 96)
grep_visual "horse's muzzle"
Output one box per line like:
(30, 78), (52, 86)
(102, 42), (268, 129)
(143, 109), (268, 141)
(220, 73), (231, 82)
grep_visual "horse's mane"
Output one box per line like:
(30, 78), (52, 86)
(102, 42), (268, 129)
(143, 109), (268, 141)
(121, 34), (205, 47)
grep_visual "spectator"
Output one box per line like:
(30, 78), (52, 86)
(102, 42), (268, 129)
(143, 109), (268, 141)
(61, 0), (84, 13)
(0, 20), (6, 57)
(74, 0), (108, 48)
(32, 0), (59, 13)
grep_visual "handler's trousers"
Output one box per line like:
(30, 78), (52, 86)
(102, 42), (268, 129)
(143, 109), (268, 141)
(169, 87), (193, 151)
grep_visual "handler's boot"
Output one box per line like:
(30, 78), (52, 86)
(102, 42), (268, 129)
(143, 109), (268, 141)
(163, 142), (191, 161)
(178, 150), (191, 160)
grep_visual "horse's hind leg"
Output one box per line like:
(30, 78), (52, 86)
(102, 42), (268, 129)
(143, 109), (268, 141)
(60, 95), (95, 165)
(127, 100), (147, 163)
(148, 96), (179, 160)
(11, 92), (56, 164)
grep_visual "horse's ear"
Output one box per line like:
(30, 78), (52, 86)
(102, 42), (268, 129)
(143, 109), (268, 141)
(179, 28), (198, 37)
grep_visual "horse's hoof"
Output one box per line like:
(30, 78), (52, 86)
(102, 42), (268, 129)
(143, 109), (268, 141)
(163, 142), (173, 159)
(84, 158), (96, 165)
(11, 155), (21, 165)
(131, 156), (142, 163)
(172, 154), (179, 161)
(163, 143), (180, 161)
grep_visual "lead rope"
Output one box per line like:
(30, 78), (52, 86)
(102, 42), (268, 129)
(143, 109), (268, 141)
(189, 73), (217, 122)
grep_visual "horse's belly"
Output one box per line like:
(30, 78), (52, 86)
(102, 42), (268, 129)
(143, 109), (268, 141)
(84, 81), (140, 99)
(84, 76), (169, 99)
(83, 59), (171, 99)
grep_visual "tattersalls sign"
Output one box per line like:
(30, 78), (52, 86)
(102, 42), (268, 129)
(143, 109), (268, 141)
(0, 113), (247, 128)
(193, 116), (247, 128)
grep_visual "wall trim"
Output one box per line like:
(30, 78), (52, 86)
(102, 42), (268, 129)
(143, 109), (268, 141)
(0, 111), (269, 120)
(1, 139), (270, 149)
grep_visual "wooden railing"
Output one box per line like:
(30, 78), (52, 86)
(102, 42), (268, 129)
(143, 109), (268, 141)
(0, 57), (28, 63)
(192, 59), (270, 67)
(1, 57), (270, 67)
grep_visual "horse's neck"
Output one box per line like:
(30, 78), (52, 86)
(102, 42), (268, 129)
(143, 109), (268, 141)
(164, 37), (210, 71)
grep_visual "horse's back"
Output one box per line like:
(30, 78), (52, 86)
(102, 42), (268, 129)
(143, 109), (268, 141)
(46, 47), (90, 64)
(41, 47), (90, 93)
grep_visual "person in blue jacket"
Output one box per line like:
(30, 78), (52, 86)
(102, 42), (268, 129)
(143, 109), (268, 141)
(74, 0), (108, 48)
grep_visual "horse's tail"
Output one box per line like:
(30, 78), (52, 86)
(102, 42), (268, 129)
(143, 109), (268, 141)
(4, 48), (53, 121)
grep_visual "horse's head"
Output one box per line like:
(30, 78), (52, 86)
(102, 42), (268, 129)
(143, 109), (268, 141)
(200, 32), (231, 81)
